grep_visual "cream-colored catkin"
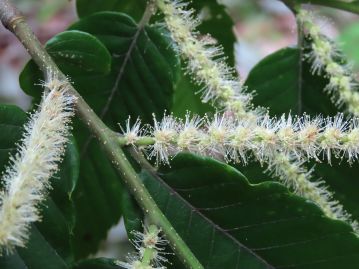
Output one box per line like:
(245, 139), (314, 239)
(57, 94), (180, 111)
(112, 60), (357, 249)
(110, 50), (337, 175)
(122, 113), (359, 164)
(121, 114), (359, 231)
(153, 0), (358, 231)
(0, 74), (75, 252)
(268, 153), (357, 230)
(297, 9), (359, 116)
(155, 0), (258, 120)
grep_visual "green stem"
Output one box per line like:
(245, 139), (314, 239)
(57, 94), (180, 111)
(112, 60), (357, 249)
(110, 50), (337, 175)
(141, 248), (156, 266)
(0, 1), (203, 268)
(140, 226), (159, 266)
(118, 136), (156, 146)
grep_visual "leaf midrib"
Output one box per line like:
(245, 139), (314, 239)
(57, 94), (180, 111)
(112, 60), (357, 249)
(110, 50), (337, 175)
(143, 169), (274, 269)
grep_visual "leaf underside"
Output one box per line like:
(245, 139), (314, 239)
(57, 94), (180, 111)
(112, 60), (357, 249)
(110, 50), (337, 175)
(143, 153), (359, 269)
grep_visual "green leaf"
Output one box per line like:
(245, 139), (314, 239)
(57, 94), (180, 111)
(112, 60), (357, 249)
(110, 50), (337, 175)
(68, 12), (180, 124)
(0, 105), (25, 170)
(190, 0), (235, 66)
(0, 105), (79, 269)
(244, 47), (359, 223)
(76, 0), (146, 21)
(20, 30), (112, 95)
(245, 47), (337, 116)
(172, 0), (235, 117)
(143, 153), (359, 269)
(20, 12), (180, 257)
(171, 73), (214, 118)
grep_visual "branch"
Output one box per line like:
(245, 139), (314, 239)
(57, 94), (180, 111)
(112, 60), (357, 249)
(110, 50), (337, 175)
(0, 1), (203, 268)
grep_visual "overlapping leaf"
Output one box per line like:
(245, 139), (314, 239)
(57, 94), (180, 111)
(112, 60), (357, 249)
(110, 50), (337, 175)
(244, 47), (359, 222)
(142, 153), (359, 269)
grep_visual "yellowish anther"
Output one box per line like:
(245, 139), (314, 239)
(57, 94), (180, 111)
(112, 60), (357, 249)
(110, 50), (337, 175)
(255, 127), (277, 146)
(321, 127), (342, 148)
(346, 129), (359, 147)
(277, 126), (296, 148)
(125, 132), (139, 145)
(177, 128), (199, 150)
(298, 124), (319, 147)
(209, 127), (227, 144)
(154, 130), (176, 145)
(338, 76), (351, 92)
(308, 24), (320, 37)
(326, 62), (344, 76)
(219, 86), (235, 99)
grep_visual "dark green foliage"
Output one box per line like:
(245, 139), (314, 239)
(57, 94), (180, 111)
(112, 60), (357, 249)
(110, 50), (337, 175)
(243, 47), (359, 223)
(143, 153), (359, 269)
(0, 0), (358, 268)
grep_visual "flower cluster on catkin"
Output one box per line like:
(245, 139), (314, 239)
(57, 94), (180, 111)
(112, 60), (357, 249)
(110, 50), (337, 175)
(297, 9), (359, 116)
(154, 0), (359, 232)
(267, 152), (357, 230)
(122, 113), (359, 166)
(0, 75), (75, 252)
(116, 225), (168, 269)
(155, 0), (258, 119)
(120, 113), (359, 232)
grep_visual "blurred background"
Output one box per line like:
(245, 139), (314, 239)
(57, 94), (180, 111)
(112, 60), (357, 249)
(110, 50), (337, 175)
(1, 0), (358, 259)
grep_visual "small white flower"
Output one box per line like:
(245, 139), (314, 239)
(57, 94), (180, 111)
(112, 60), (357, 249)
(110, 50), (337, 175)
(204, 114), (233, 158)
(176, 113), (202, 152)
(253, 115), (278, 160)
(296, 115), (321, 159)
(149, 114), (179, 164)
(120, 117), (143, 145)
(276, 114), (298, 154)
(228, 120), (255, 164)
(320, 114), (347, 162)
(117, 225), (168, 269)
(341, 119), (359, 162)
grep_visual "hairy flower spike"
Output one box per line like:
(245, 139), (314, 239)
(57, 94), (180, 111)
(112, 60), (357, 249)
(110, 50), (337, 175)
(156, 0), (255, 119)
(123, 113), (359, 166)
(0, 74), (75, 252)
(267, 153), (358, 230)
(120, 114), (359, 232)
(297, 9), (359, 116)
(155, 1), (358, 232)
